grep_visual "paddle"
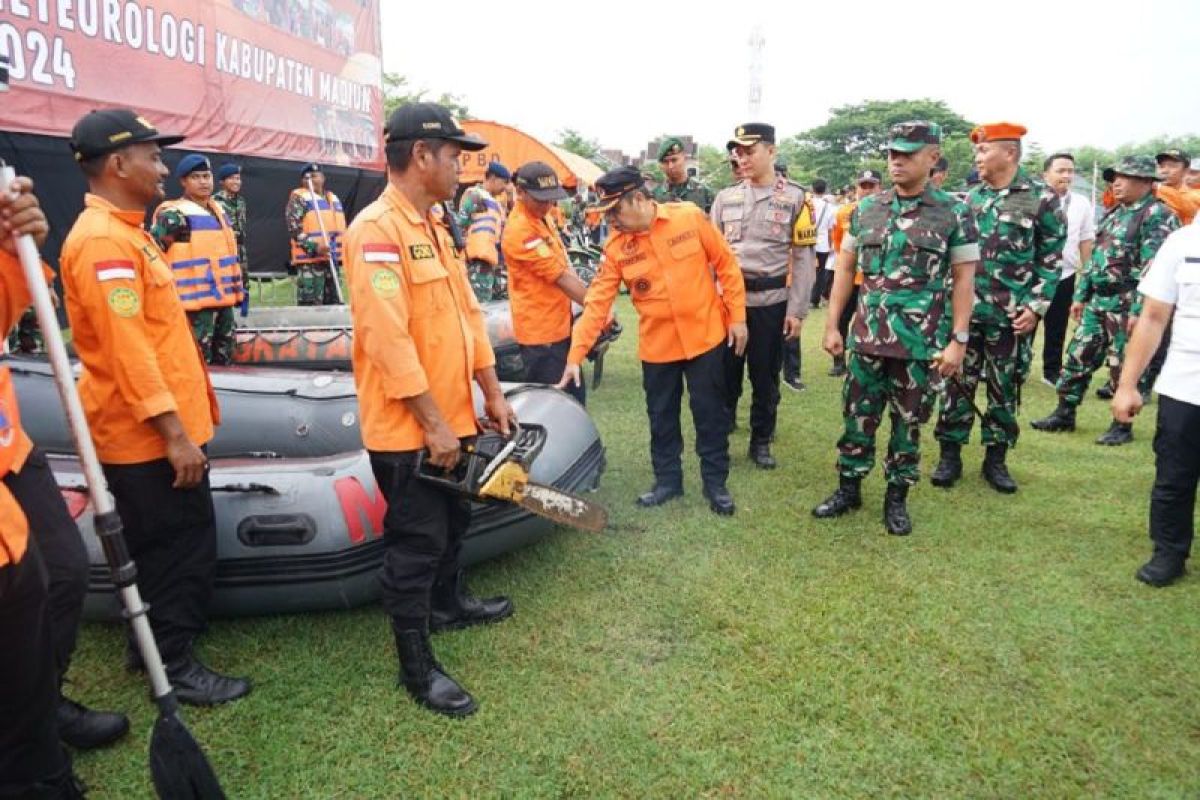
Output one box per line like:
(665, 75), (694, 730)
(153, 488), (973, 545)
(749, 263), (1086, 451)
(0, 164), (225, 799)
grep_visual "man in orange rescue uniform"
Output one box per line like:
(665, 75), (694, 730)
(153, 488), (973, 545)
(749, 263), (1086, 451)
(501, 161), (591, 405)
(559, 166), (747, 516)
(60, 108), (251, 706)
(344, 103), (517, 718)
(0, 177), (90, 799)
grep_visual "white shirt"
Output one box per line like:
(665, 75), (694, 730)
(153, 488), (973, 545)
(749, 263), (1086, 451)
(812, 196), (836, 256)
(1138, 223), (1200, 405)
(1057, 191), (1096, 280)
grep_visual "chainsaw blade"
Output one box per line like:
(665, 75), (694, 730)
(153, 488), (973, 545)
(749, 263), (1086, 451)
(478, 461), (607, 532)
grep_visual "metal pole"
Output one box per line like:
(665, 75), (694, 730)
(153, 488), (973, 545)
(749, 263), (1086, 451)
(305, 176), (345, 305)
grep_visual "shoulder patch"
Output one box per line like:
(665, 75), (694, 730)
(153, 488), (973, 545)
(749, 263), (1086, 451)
(409, 243), (435, 260)
(107, 287), (140, 318)
(370, 268), (401, 298)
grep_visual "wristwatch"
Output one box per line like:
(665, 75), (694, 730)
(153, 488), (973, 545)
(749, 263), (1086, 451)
(952, 330), (970, 345)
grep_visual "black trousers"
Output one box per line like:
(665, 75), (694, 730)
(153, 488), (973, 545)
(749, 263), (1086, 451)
(521, 337), (585, 405)
(370, 450), (472, 631)
(1149, 394), (1200, 560)
(725, 301), (786, 444)
(0, 541), (71, 798)
(102, 457), (217, 663)
(642, 343), (731, 490)
(3, 447), (89, 688)
(1041, 273), (1075, 380)
(808, 251), (832, 306)
(783, 334), (802, 383)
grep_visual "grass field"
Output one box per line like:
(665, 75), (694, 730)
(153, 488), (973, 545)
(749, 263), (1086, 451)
(68, 298), (1197, 798)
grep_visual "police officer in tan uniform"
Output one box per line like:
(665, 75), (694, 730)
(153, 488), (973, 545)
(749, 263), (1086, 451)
(711, 123), (817, 468)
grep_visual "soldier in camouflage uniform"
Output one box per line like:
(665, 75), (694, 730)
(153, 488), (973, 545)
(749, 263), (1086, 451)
(457, 161), (511, 302)
(652, 137), (714, 213)
(286, 163), (346, 305)
(931, 123), (1066, 493)
(213, 162), (249, 307)
(813, 122), (980, 535)
(1032, 155), (1179, 445)
(151, 156), (242, 365)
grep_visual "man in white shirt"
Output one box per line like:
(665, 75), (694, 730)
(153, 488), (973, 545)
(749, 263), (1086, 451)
(807, 179), (837, 308)
(1040, 152), (1096, 384)
(1112, 222), (1200, 586)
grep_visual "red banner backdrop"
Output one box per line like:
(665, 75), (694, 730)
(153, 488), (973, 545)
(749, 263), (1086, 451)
(0, 0), (383, 169)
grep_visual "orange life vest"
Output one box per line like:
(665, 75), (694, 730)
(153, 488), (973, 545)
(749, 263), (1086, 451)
(159, 198), (243, 311)
(463, 187), (504, 266)
(290, 189), (347, 265)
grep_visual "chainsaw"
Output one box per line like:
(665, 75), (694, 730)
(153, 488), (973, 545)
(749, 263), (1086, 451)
(415, 423), (607, 533)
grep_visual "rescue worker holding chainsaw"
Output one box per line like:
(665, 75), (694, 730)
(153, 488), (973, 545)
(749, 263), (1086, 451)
(343, 103), (518, 718)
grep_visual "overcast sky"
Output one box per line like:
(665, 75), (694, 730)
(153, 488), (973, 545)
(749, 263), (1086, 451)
(380, 0), (1198, 158)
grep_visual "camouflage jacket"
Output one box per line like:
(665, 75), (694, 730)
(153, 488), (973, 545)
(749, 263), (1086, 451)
(149, 205), (191, 252)
(213, 190), (248, 269)
(847, 184), (979, 361)
(1075, 193), (1178, 315)
(652, 177), (714, 214)
(966, 169), (1065, 325)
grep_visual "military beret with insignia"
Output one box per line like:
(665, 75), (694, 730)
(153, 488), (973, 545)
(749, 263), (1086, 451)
(969, 122), (1027, 144)
(657, 137), (685, 162)
(175, 153), (211, 179)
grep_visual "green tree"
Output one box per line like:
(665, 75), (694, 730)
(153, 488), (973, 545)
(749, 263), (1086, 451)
(554, 129), (602, 161)
(381, 72), (470, 120)
(782, 98), (975, 190)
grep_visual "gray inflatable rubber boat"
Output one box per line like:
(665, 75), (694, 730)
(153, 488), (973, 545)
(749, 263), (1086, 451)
(6, 357), (605, 618)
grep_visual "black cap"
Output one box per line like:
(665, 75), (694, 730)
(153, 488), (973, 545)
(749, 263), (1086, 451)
(727, 122), (775, 150)
(69, 108), (184, 162)
(514, 161), (567, 202)
(384, 102), (486, 151)
(300, 162), (323, 176)
(591, 166), (645, 213)
(774, 159), (788, 175)
(933, 157), (949, 173)
(856, 169), (882, 184)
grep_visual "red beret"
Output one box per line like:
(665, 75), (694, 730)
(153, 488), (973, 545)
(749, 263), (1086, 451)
(969, 122), (1028, 144)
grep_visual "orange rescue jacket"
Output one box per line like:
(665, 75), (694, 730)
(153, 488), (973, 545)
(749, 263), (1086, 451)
(569, 203), (746, 365)
(62, 194), (219, 464)
(501, 203), (573, 345)
(0, 250), (35, 566)
(155, 199), (243, 310)
(344, 184), (495, 452)
(290, 188), (347, 265)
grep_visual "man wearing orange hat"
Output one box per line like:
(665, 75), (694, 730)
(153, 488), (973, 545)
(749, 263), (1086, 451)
(931, 123), (1065, 494)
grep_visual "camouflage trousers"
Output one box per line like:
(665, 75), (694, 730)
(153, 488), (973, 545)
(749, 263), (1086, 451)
(934, 323), (1030, 448)
(1057, 304), (1129, 407)
(837, 352), (936, 487)
(467, 260), (499, 304)
(296, 264), (341, 306)
(188, 306), (235, 366)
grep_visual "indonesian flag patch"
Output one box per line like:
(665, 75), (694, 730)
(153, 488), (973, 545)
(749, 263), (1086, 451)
(94, 260), (136, 281)
(362, 243), (401, 263)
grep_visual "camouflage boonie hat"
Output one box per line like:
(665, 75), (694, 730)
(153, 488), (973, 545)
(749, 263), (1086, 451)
(1110, 155), (1161, 181)
(887, 120), (942, 153)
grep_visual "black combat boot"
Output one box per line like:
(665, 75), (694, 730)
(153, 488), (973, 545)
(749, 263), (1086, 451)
(748, 441), (776, 470)
(828, 355), (847, 377)
(702, 484), (736, 516)
(812, 475), (862, 518)
(930, 442), (963, 488)
(883, 483), (912, 536)
(1030, 401), (1076, 432)
(1095, 380), (1115, 400)
(430, 571), (513, 633)
(394, 628), (477, 717)
(1095, 420), (1133, 446)
(981, 445), (1018, 494)
(1135, 551), (1187, 587)
(57, 697), (129, 750)
(636, 483), (684, 507)
(166, 655), (252, 707)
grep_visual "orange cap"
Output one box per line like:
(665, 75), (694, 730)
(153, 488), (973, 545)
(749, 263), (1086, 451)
(969, 122), (1028, 144)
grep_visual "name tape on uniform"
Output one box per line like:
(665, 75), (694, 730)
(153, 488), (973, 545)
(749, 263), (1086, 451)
(408, 243), (435, 260)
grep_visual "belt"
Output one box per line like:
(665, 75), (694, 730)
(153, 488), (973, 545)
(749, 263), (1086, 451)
(1093, 283), (1136, 298)
(742, 274), (787, 292)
